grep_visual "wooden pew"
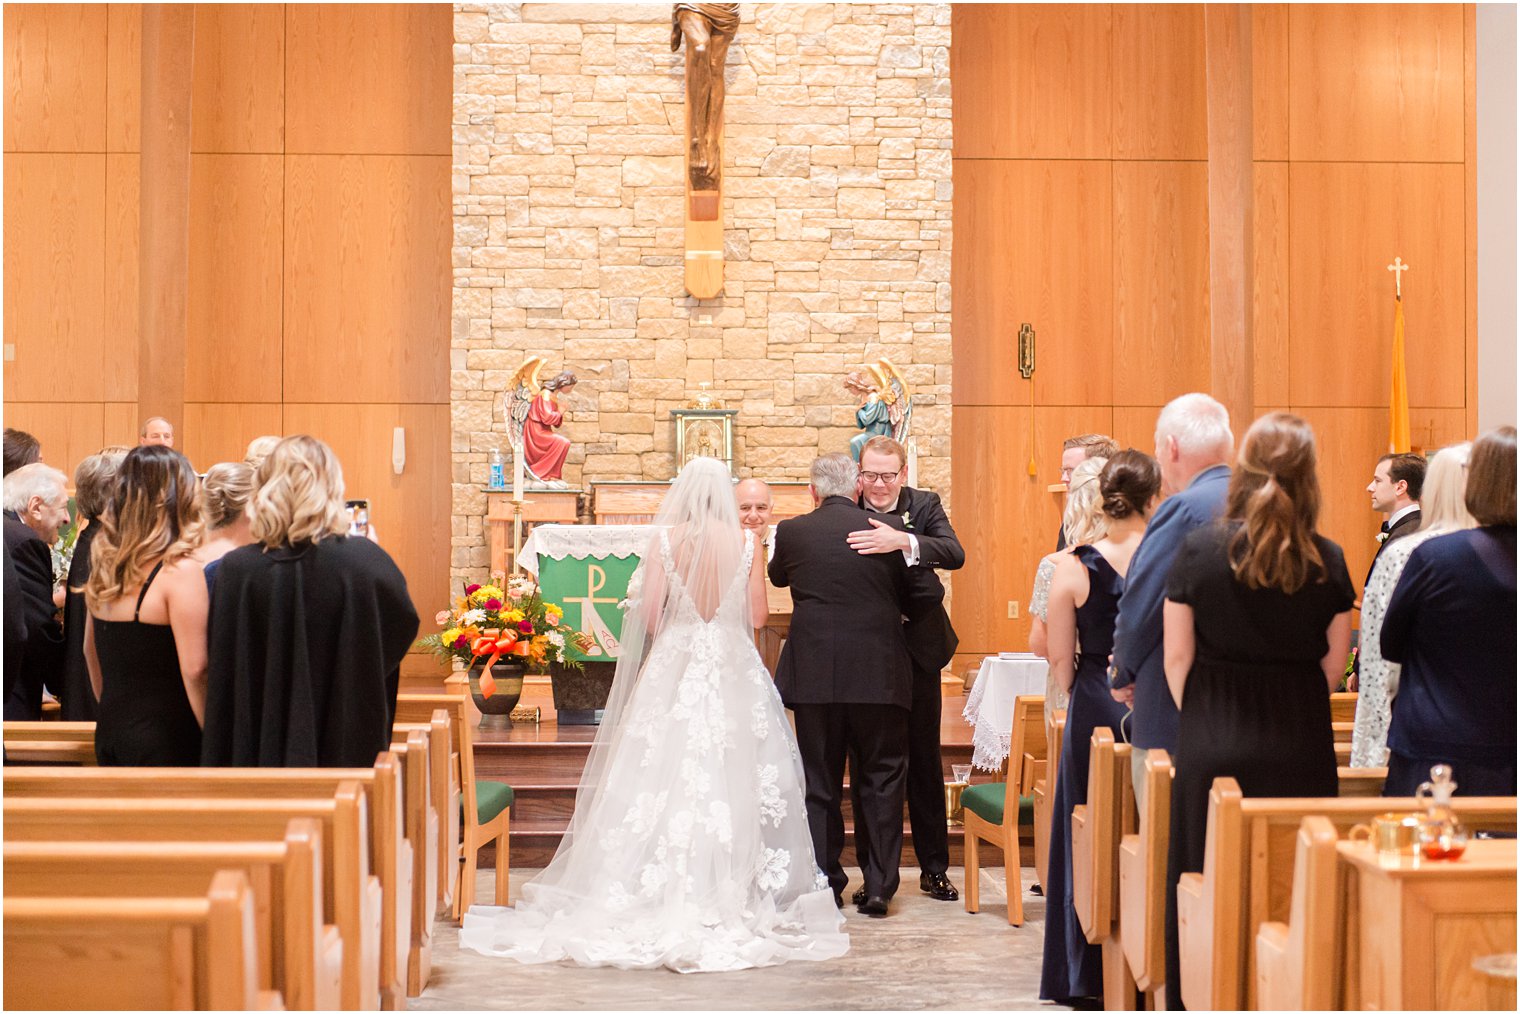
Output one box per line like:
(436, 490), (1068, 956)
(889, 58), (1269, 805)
(2, 719), (97, 764)
(394, 708), (455, 917)
(388, 727), (436, 995)
(1070, 727), (1138, 1009)
(4, 761), (410, 1010)
(1118, 749), (1172, 1006)
(1176, 777), (1518, 1011)
(3, 788), (382, 1011)
(1032, 708), (1066, 894)
(1329, 691), (1357, 725)
(395, 691), (511, 919)
(4, 819), (340, 1010)
(1253, 815), (1340, 1011)
(4, 869), (278, 1010)
(1336, 765), (1389, 798)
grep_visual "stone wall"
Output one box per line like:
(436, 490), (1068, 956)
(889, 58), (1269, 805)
(451, 2), (952, 580)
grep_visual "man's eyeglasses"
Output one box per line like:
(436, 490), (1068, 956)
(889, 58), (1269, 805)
(860, 470), (899, 484)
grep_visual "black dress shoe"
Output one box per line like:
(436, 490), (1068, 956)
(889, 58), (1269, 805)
(834, 892), (844, 909)
(850, 886), (868, 907)
(856, 894), (890, 918)
(920, 871), (959, 901)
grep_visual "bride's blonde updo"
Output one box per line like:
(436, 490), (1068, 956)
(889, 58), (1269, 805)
(250, 435), (348, 548)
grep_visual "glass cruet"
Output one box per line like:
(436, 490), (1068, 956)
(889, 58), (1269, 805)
(1416, 764), (1468, 860)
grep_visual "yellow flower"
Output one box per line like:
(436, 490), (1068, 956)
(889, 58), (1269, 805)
(545, 605), (563, 623)
(472, 584), (504, 605)
(441, 627), (462, 645)
(504, 608), (525, 624)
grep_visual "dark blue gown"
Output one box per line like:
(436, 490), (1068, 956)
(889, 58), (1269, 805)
(1040, 545), (1130, 1003)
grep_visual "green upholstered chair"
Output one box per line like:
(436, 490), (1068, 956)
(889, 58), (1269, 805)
(962, 693), (1045, 926)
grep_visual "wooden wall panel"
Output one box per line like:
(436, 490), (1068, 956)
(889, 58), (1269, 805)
(104, 153), (139, 401)
(1112, 4), (1207, 160)
(283, 154), (451, 404)
(950, 404), (1114, 653)
(1287, 4), (1465, 163)
(1112, 161), (1211, 405)
(1253, 162), (1290, 407)
(1288, 162), (1465, 408)
(950, 4), (1112, 160)
(102, 402), (138, 448)
(284, 4), (452, 156)
(282, 403), (450, 625)
(951, 158), (1113, 407)
(3, 4), (107, 152)
(191, 3), (284, 154)
(3, 153), (106, 403)
(187, 154), (283, 403)
(1111, 406), (1163, 456)
(1251, 4), (1289, 160)
(105, 3), (140, 152)
(3, 402), (105, 479)
(181, 402), (282, 469)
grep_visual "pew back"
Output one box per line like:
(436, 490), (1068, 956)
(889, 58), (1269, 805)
(4, 870), (266, 1010)
(1, 720), (97, 764)
(1253, 815), (1341, 1011)
(1072, 727), (1134, 944)
(1032, 708), (1066, 893)
(1118, 749), (1173, 996)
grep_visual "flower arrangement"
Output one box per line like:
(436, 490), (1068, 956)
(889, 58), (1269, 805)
(416, 572), (594, 674)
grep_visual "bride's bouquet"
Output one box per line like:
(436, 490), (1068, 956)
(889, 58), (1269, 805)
(416, 572), (594, 673)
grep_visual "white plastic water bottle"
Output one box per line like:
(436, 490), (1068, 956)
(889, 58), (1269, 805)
(489, 447), (505, 489)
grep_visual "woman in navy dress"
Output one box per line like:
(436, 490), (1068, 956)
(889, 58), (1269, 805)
(1040, 450), (1161, 1005)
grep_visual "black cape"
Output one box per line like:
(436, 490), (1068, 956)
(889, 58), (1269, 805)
(202, 536), (419, 768)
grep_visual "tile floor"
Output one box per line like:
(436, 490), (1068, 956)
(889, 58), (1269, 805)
(414, 867), (1061, 1010)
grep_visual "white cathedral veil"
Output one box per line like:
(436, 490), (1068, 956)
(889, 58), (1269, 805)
(460, 456), (847, 971)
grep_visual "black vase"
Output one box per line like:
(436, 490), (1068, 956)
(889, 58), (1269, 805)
(548, 660), (616, 725)
(468, 660), (526, 730)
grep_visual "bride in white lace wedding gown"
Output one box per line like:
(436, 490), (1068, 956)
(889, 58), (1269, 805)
(459, 457), (848, 972)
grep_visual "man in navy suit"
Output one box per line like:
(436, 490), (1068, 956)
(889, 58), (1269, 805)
(845, 436), (963, 904)
(1109, 393), (1234, 804)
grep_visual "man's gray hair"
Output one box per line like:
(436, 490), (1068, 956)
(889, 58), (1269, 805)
(1155, 392), (1233, 460)
(810, 453), (859, 499)
(140, 415), (172, 437)
(3, 462), (68, 512)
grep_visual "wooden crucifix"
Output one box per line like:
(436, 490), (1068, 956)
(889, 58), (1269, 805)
(672, 3), (739, 299)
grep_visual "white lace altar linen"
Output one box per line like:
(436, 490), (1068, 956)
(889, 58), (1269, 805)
(461, 468), (847, 973)
(517, 524), (665, 575)
(962, 654), (1050, 771)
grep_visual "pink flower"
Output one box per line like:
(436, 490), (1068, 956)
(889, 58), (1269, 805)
(434, 610), (451, 627)
(465, 583), (482, 595)
(518, 619), (534, 634)
(484, 598), (503, 611)
(452, 634), (470, 650)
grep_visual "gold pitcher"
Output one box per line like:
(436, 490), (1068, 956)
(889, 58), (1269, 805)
(1348, 811), (1424, 855)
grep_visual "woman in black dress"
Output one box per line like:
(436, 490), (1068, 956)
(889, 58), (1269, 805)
(202, 435), (418, 768)
(84, 445), (208, 765)
(60, 447), (126, 721)
(1161, 413), (1353, 1009)
(1040, 450), (1161, 1005)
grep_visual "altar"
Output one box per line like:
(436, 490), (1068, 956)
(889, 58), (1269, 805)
(519, 522), (795, 674)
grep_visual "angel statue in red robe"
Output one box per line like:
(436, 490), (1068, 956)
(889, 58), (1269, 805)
(507, 358), (578, 488)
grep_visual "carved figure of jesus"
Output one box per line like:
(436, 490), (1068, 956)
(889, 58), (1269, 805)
(671, 3), (740, 193)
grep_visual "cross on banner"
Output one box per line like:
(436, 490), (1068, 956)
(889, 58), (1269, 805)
(1387, 256), (1410, 298)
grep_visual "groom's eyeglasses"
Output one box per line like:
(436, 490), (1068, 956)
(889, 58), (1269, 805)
(860, 470), (899, 484)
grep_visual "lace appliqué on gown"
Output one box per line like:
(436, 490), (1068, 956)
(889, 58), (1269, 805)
(459, 532), (848, 973)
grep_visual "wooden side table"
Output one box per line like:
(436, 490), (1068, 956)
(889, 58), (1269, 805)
(485, 489), (581, 575)
(1339, 838), (1518, 1011)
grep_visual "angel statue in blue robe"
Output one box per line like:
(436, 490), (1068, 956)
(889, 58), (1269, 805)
(844, 360), (912, 461)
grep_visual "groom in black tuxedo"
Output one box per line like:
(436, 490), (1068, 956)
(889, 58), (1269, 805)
(770, 452), (944, 918)
(846, 435), (963, 904)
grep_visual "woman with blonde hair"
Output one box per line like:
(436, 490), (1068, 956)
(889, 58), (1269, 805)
(1351, 443), (1475, 767)
(1029, 456), (1109, 716)
(194, 461), (256, 589)
(202, 435), (418, 768)
(60, 447), (127, 721)
(83, 445), (208, 764)
(1160, 413), (1354, 1008)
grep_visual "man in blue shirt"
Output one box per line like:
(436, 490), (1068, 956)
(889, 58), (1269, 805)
(1109, 393), (1234, 803)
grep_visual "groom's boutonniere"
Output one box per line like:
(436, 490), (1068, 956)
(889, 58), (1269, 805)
(902, 511), (913, 530)
(1374, 531), (1389, 544)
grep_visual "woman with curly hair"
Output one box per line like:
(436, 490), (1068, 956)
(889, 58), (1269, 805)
(202, 435), (418, 768)
(84, 445), (207, 764)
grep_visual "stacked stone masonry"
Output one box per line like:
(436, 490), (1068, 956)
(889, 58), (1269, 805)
(452, 2), (952, 581)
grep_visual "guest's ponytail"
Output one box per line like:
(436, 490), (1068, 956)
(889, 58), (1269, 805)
(1224, 412), (1326, 594)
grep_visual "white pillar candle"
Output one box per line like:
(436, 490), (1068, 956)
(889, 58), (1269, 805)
(512, 450), (524, 502)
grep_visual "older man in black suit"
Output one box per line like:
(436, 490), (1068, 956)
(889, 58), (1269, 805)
(770, 452), (943, 918)
(3, 463), (70, 720)
(845, 434), (964, 903)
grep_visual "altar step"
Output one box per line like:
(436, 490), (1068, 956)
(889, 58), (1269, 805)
(471, 704), (1034, 872)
